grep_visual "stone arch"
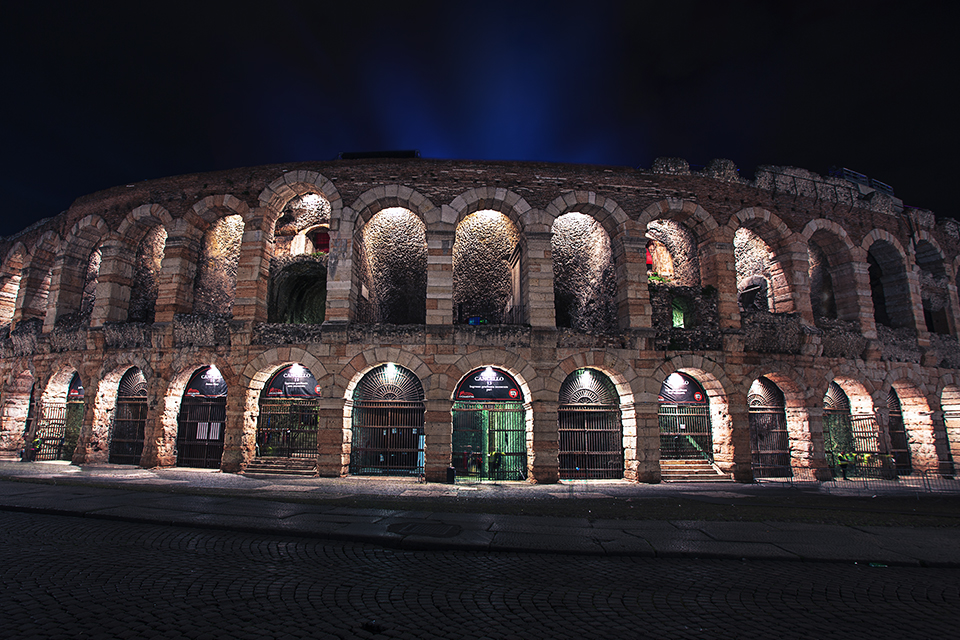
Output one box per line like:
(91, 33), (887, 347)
(729, 208), (800, 314)
(452, 208), (522, 325)
(652, 355), (736, 470)
(637, 199), (719, 242)
(743, 362), (815, 473)
(100, 204), (173, 325)
(447, 350), (537, 404)
(350, 194), (429, 325)
(912, 235), (953, 335)
(339, 349), (432, 401)
(446, 187), (534, 233)
(0, 242), (28, 326)
(544, 192), (632, 241)
(86, 358), (153, 464)
(259, 171), (342, 228)
(803, 219), (862, 324)
(939, 378), (960, 475)
(16, 231), (60, 326)
(550, 211), (618, 331)
(157, 359), (236, 466)
(883, 370), (939, 473)
(48, 215), (109, 327)
(40, 364), (83, 404)
(863, 230), (914, 330)
(189, 196), (248, 316)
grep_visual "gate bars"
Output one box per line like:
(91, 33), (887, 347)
(256, 399), (320, 458)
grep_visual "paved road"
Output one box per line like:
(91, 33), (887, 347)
(2, 511), (958, 640)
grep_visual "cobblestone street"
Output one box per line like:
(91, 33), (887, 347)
(2, 511), (957, 640)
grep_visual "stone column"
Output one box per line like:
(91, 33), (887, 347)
(615, 236), (652, 329)
(220, 391), (247, 472)
(425, 230), (454, 326)
(524, 232), (555, 328)
(804, 406), (833, 480)
(91, 240), (135, 326)
(529, 399), (558, 483)
(699, 235), (739, 330)
(633, 400), (661, 483)
(319, 397), (348, 477)
(233, 209), (273, 323)
(324, 214), (355, 326)
(424, 398), (452, 482)
(154, 220), (202, 322)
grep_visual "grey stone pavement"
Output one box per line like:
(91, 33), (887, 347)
(1, 459), (959, 567)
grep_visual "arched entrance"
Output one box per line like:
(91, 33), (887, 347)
(887, 388), (911, 474)
(821, 381), (885, 477)
(658, 372), (712, 460)
(256, 364), (320, 459)
(35, 373), (84, 461)
(109, 368), (148, 465)
(176, 366), (226, 469)
(349, 364), (424, 476)
(452, 367), (527, 481)
(558, 368), (622, 479)
(748, 376), (791, 477)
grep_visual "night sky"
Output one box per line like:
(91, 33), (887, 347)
(1, 1), (954, 238)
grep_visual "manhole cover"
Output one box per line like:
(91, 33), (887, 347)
(387, 522), (461, 538)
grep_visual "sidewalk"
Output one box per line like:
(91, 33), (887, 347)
(1, 460), (958, 566)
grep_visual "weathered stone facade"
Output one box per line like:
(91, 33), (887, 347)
(1, 157), (958, 483)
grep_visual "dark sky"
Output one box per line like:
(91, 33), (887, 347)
(1, 1), (954, 238)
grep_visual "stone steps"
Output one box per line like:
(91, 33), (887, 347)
(660, 459), (731, 482)
(243, 457), (318, 477)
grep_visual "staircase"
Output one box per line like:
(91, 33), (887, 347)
(243, 456), (318, 477)
(660, 459), (731, 482)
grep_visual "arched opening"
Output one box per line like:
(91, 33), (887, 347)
(671, 295), (693, 328)
(0, 246), (25, 327)
(256, 364), (320, 460)
(349, 364), (424, 476)
(193, 215), (243, 316)
(822, 381), (854, 475)
(887, 388), (911, 474)
(867, 241), (913, 330)
(109, 368), (148, 465)
(127, 225), (167, 323)
(807, 240), (837, 320)
(735, 227), (780, 313)
(658, 372), (711, 460)
(941, 385), (960, 476)
(551, 213), (616, 331)
(176, 366), (227, 469)
(645, 219), (700, 286)
(558, 368), (622, 479)
(452, 367), (527, 481)
(356, 208), (427, 324)
(34, 372), (84, 461)
(453, 210), (521, 325)
(914, 240), (951, 334)
(748, 376), (791, 477)
(269, 194), (330, 325)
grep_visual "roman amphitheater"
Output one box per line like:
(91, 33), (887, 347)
(2, 156), (958, 483)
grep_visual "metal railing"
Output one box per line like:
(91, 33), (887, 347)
(753, 466), (960, 495)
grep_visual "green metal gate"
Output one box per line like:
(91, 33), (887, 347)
(34, 402), (83, 461)
(658, 404), (712, 460)
(452, 401), (526, 481)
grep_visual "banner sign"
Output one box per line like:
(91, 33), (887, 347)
(658, 372), (707, 404)
(185, 366), (228, 398)
(67, 373), (84, 401)
(455, 367), (521, 401)
(264, 364), (320, 398)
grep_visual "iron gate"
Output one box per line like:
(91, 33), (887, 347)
(887, 391), (912, 474)
(176, 398), (226, 469)
(558, 406), (622, 479)
(350, 401), (424, 476)
(749, 408), (791, 477)
(452, 402), (526, 481)
(658, 404), (712, 460)
(256, 399), (319, 458)
(34, 402), (83, 461)
(110, 398), (148, 465)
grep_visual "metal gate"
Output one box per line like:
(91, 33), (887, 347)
(176, 398), (226, 469)
(34, 402), (83, 461)
(452, 401), (526, 481)
(110, 368), (148, 465)
(659, 404), (712, 460)
(749, 408), (791, 477)
(748, 377), (791, 478)
(887, 390), (912, 474)
(558, 406), (622, 479)
(256, 399), (319, 458)
(823, 409), (854, 469)
(350, 401), (424, 476)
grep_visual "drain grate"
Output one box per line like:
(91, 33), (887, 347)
(387, 522), (461, 538)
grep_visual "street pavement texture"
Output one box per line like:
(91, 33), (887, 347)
(2, 510), (958, 640)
